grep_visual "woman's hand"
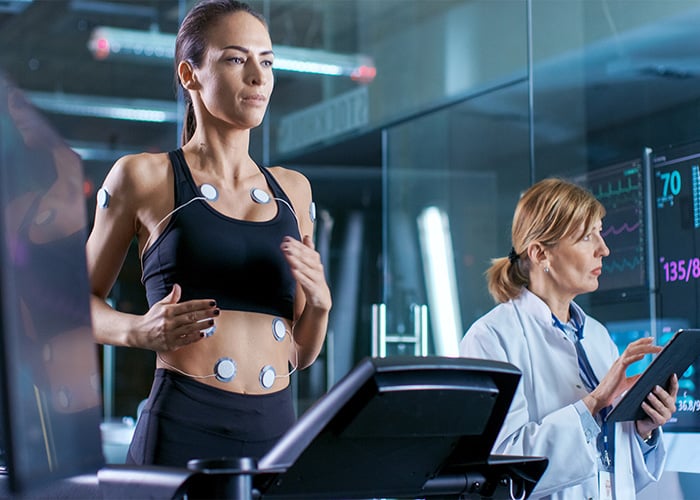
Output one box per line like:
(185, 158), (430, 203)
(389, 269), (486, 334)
(635, 373), (679, 440)
(280, 234), (331, 368)
(583, 337), (662, 415)
(137, 284), (219, 352)
(281, 235), (331, 312)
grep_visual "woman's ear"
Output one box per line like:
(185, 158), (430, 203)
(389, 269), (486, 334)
(527, 242), (548, 267)
(177, 61), (198, 90)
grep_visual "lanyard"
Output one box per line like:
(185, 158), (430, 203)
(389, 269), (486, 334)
(552, 312), (614, 469)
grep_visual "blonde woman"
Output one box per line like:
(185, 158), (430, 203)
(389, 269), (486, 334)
(460, 178), (677, 499)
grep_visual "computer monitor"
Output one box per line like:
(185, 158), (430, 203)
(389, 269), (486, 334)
(0, 73), (104, 493)
(651, 141), (700, 433)
(571, 158), (647, 300)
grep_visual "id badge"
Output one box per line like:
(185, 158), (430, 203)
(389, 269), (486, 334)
(598, 470), (613, 500)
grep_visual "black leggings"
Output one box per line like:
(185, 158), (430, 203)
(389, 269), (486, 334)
(126, 369), (295, 467)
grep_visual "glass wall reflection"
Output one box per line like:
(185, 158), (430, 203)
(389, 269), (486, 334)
(0, 74), (103, 493)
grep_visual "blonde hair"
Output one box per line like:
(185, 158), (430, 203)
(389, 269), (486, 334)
(487, 178), (606, 303)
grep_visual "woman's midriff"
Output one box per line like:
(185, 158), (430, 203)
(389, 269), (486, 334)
(156, 310), (295, 394)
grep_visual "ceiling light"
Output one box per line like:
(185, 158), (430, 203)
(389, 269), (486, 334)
(0, 0), (33, 14)
(87, 26), (376, 81)
(26, 91), (178, 123)
(88, 26), (174, 62)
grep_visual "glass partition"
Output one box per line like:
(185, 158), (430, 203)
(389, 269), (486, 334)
(530, 0), (700, 478)
(530, 0), (700, 176)
(269, 0), (527, 161)
(382, 82), (531, 358)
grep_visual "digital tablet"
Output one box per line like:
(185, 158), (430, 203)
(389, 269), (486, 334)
(605, 328), (700, 423)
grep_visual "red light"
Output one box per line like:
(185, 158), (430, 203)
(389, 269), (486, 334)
(351, 65), (376, 83)
(83, 179), (94, 197)
(94, 38), (110, 60)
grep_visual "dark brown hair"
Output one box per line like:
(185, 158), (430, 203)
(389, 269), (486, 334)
(175, 0), (267, 145)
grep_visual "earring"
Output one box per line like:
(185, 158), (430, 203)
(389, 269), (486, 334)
(544, 266), (550, 273)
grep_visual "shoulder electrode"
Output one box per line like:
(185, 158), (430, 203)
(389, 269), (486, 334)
(97, 187), (110, 208)
(199, 183), (218, 201)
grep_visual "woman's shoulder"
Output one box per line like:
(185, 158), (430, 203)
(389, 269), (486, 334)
(267, 165), (310, 187)
(467, 301), (520, 336)
(104, 151), (171, 194)
(110, 151), (170, 176)
(461, 301), (523, 358)
(266, 165), (311, 200)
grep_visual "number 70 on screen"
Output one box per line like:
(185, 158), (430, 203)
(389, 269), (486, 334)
(658, 170), (681, 197)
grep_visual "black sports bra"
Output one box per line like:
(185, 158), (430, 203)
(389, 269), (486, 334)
(141, 149), (299, 320)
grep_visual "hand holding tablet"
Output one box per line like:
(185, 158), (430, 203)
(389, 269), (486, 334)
(606, 329), (700, 423)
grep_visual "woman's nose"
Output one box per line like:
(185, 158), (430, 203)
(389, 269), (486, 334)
(246, 61), (267, 86)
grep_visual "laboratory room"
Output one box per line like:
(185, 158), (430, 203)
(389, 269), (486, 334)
(0, 0), (699, 498)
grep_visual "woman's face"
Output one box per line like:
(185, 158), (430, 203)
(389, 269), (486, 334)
(544, 218), (610, 299)
(193, 11), (274, 131)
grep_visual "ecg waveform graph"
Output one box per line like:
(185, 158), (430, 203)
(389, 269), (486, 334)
(602, 221), (643, 273)
(574, 160), (646, 291)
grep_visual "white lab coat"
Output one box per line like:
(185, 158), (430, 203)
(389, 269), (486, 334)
(459, 288), (666, 500)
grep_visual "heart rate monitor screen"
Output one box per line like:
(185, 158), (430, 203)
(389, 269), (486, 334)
(652, 144), (700, 432)
(572, 159), (647, 295)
